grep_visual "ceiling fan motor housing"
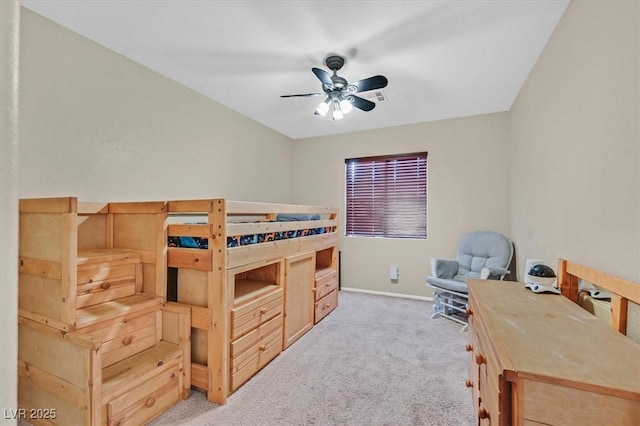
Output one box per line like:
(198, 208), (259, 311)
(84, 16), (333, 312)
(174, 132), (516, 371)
(325, 55), (345, 71)
(330, 75), (348, 89)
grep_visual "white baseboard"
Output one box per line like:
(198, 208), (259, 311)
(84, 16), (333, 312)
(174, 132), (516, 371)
(340, 287), (433, 302)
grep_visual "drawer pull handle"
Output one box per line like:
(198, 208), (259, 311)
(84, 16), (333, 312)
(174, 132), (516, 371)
(465, 344), (473, 352)
(260, 308), (267, 314)
(259, 345), (267, 352)
(466, 307), (473, 316)
(100, 282), (111, 290)
(325, 283), (331, 287)
(465, 379), (473, 388)
(476, 353), (486, 365)
(122, 336), (133, 346)
(145, 397), (156, 408)
(478, 407), (489, 419)
(325, 304), (331, 308)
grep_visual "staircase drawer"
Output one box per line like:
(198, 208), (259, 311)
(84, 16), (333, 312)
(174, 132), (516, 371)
(76, 311), (158, 367)
(76, 254), (142, 309)
(107, 361), (181, 426)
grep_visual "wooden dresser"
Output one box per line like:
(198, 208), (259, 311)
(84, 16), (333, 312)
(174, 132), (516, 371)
(466, 279), (640, 425)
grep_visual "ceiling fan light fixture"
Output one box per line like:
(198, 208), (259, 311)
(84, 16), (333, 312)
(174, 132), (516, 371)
(316, 100), (330, 117)
(331, 100), (344, 120)
(339, 97), (353, 114)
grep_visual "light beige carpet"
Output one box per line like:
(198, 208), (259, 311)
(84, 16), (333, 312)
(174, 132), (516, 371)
(150, 290), (475, 426)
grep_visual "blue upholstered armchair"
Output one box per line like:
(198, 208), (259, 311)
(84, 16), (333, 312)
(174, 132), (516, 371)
(426, 231), (513, 329)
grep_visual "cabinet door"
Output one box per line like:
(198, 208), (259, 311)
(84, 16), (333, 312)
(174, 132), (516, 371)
(283, 252), (315, 349)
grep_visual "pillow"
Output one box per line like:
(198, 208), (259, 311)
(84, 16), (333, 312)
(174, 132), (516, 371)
(178, 236), (199, 248)
(276, 214), (320, 222)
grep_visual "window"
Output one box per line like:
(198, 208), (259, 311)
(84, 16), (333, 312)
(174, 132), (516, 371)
(345, 152), (427, 238)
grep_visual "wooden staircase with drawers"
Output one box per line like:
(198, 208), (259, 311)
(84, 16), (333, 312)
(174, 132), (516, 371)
(17, 197), (190, 425)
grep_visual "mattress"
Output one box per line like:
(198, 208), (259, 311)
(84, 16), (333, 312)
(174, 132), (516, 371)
(168, 217), (332, 249)
(226, 226), (330, 247)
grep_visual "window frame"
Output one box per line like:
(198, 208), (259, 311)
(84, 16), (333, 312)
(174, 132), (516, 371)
(344, 152), (428, 239)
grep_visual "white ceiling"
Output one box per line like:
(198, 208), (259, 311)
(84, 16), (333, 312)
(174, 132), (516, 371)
(21, 0), (570, 140)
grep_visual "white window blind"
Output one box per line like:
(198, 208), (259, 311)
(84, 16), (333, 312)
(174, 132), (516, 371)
(345, 152), (427, 238)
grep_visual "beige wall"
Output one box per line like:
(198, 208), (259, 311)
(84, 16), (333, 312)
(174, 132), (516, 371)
(292, 113), (511, 297)
(510, 0), (640, 282)
(19, 9), (294, 203)
(1, 0), (19, 419)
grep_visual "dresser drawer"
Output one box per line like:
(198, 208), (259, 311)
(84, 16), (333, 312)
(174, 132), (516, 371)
(231, 314), (283, 359)
(476, 363), (501, 425)
(480, 377), (500, 425)
(230, 323), (282, 391)
(107, 361), (181, 426)
(314, 270), (338, 301)
(474, 321), (503, 425)
(314, 289), (338, 323)
(77, 261), (141, 309)
(76, 311), (158, 367)
(231, 288), (283, 340)
(465, 331), (479, 409)
(522, 379), (640, 426)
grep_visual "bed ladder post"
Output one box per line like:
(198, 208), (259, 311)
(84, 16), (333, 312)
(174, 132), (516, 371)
(208, 198), (229, 404)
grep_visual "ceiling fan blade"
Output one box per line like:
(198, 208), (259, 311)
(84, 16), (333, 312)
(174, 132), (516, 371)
(280, 93), (323, 98)
(350, 95), (376, 112)
(312, 67), (334, 87)
(350, 75), (388, 93)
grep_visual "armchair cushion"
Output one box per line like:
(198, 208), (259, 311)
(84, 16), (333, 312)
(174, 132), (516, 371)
(455, 231), (512, 277)
(426, 276), (469, 293)
(430, 258), (458, 280)
(426, 231), (513, 295)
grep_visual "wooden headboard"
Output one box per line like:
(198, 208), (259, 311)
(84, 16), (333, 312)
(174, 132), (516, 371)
(558, 259), (640, 336)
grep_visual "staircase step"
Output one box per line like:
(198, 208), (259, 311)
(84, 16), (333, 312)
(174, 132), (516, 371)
(76, 293), (163, 330)
(101, 341), (182, 403)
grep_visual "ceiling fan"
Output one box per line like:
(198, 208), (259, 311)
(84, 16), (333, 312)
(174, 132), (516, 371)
(281, 55), (388, 121)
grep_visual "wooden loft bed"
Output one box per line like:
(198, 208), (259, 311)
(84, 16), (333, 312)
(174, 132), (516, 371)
(17, 196), (340, 424)
(558, 259), (640, 336)
(167, 199), (340, 404)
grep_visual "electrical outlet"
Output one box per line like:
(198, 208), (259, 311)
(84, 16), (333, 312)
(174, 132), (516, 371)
(390, 266), (399, 281)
